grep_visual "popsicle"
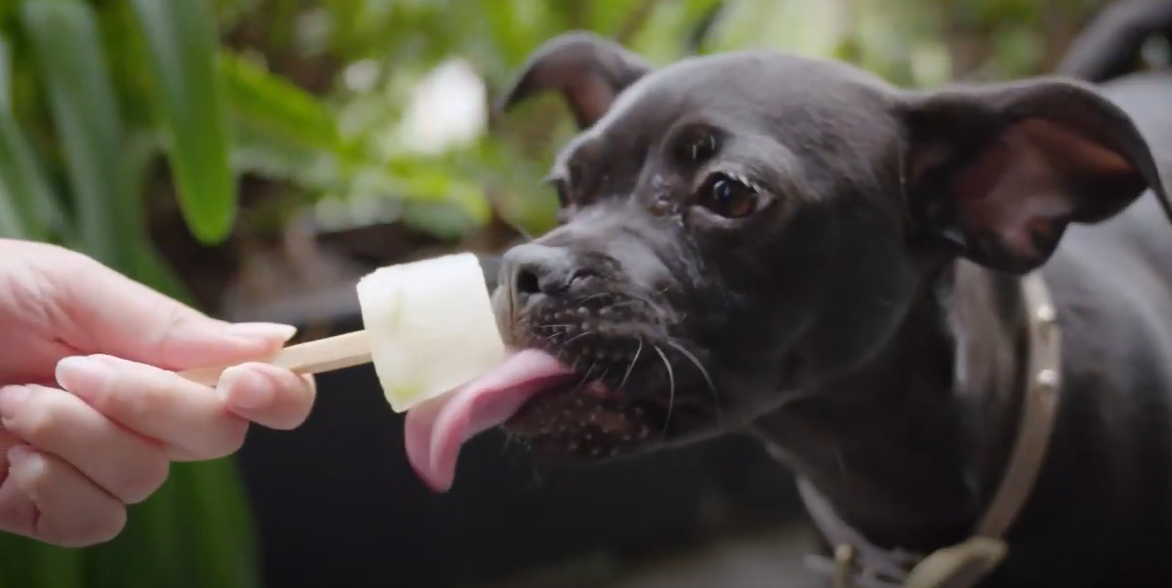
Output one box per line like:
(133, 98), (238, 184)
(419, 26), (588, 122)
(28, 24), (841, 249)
(180, 252), (507, 413)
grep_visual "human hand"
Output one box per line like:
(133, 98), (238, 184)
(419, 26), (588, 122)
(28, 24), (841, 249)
(0, 239), (316, 547)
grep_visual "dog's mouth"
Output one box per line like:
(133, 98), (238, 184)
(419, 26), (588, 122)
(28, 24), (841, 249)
(403, 348), (707, 492)
(404, 291), (715, 492)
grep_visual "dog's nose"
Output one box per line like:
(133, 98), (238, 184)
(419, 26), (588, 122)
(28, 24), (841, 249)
(501, 243), (580, 299)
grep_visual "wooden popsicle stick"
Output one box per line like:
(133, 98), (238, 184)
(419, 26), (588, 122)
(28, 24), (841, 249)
(179, 330), (374, 387)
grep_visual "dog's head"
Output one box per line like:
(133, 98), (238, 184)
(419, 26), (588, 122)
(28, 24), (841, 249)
(480, 33), (1168, 464)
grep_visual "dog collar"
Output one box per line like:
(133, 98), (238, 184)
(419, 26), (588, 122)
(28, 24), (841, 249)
(801, 270), (1063, 588)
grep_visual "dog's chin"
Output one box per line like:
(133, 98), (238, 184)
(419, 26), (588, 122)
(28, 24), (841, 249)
(497, 359), (715, 462)
(499, 379), (656, 460)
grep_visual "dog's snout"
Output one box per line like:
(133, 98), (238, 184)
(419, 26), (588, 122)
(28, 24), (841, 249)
(502, 243), (583, 299)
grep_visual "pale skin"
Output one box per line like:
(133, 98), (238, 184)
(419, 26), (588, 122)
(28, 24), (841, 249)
(0, 239), (316, 547)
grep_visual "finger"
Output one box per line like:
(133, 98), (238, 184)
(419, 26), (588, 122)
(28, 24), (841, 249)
(0, 429), (21, 476)
(55, 355), (248, 461)
(217, 363), (317, 431)
(0, 385), (169, 503)
(0, 445), (127, 548)
(36, 244), (297, 369)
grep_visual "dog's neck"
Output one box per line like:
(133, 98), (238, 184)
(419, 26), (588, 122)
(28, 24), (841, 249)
(751, 260), (1029, 552)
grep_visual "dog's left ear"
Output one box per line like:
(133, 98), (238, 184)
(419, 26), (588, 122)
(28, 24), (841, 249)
(900, 78), (1170, 273)
(497, 31), (652, 129)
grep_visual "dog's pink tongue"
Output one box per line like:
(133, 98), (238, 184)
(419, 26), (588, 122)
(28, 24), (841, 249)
(403, 349), (573, 492)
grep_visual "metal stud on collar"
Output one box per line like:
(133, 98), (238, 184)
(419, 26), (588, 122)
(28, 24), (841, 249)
(1034, 304), (1056, 326)
(833, 544), (858, 588)
(1036, 368), (1058, 392)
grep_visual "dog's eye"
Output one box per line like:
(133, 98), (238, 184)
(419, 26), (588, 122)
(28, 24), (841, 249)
(698, 174), (757, 218)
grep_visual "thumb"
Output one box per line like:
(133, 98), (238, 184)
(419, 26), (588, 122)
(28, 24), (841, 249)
(54, 253), (297, 370)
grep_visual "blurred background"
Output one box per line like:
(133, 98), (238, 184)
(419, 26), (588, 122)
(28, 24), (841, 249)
(0, 0), (1167, 587)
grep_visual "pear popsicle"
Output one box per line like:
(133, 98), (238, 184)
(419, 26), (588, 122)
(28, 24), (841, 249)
(180, 252), (506, 413)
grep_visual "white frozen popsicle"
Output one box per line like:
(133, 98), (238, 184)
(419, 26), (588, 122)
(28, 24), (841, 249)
(180, 252), (506, 413)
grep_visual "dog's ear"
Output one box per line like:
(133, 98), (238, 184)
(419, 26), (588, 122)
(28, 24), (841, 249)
(899, 78), (1170, 274)
(498, 31), (652, 129)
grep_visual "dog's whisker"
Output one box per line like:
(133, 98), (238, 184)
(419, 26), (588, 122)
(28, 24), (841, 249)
(831, 441), (851, 486)
(664, 339), (720, 420)
(601, 289), (664, 310)
(606, 299), (646, 309)
(537, 324), (574, 330)
(653, 285), (676, 298)
(562, 330), (593, 346)
(640, 290), (671, 306)
(575, 292), (611, 305)
(652, 344), (676, 435)
(619, 338), (644, 391)
(577, 361), (598, 388)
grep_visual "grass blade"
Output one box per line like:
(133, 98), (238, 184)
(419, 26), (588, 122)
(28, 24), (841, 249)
(0, 35), (11, 113)
(0, 32), (65, 241)
(219, 50), (345, 156)
(0, 536), (84, 588)
(173, 460), (262, 588)
(0, 114), (39, 239)
(126, 0), (237, 244)
(20, 0), (139, 271)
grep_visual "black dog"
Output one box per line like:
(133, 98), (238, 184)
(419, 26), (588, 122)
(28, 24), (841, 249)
(437, 25), (1172, 588)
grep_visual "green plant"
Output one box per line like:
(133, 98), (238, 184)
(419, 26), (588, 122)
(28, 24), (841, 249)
(0, 0), (360, 585)
(0, 0), (257, 585)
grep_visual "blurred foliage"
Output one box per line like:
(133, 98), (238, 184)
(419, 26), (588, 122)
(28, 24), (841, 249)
(1, 1), (259, 587)
(0, 0), (1123, 587)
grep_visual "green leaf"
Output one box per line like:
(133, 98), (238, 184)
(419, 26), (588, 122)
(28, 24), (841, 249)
(383, 156), (490, 221)
(619, 0), (726, 64)
(172, 460), (261, 588)
(0, 112), (49, 240)
(0, 34), (69, 242)
(230, 117), (343, 193)
(0, 39), (25, 239)
(126, 0), (237, 244)
(707, 0), (847, 57)
(0, 35), (11, 113)
(20, 0), (139, 271)
(80, 460), (260, 588)
(83, 463), (185, 588)
(219, 49), (355, 166)
(0, 536), (84, 588)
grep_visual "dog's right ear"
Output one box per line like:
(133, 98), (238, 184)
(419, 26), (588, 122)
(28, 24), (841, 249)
(498, 32), (652, 129)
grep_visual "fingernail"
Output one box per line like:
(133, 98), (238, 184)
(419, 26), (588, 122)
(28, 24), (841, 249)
(7, 445), (46, 481)
(218, 365), (275, 410)
(226, 323), (298, 344)
(0, 386), (31, 420)
(55, 355), (109, 392)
